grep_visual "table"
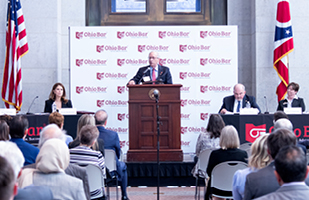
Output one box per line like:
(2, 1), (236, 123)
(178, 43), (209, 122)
(221, 114), (309, 144)
(24, 114), (81, 145)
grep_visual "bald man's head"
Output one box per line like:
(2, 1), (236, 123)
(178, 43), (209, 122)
(38, 124), (66, 148)
(95, 109), (108, 126)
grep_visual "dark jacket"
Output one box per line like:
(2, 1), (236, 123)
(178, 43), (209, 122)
(219, 94), (261, 113)
(277, 97), (305, 112)
(129, 65), (172, 84)
(44, 99), (73, 113)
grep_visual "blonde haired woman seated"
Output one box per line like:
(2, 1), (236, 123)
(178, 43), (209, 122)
(205, 125), (248, 200)
(232, 134), (270, 200)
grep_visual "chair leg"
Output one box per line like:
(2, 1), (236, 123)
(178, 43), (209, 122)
(106, 186), (110, 200)
(195, 177), (198, 200)
(116, 179), (118, 200)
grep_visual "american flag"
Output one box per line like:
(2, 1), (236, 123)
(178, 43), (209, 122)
(273, 0), (294, 102)
(2, 0), (28, 111)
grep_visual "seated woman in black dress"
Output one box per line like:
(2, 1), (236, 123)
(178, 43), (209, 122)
(206, 125), (248, 200)
(44, 83), (72, 113)
(277, 82), (305, 112)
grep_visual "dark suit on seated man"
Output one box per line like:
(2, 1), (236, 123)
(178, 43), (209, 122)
(128, 51), (172, 85)
(219, 83), (261, 114)
(95, 109), (130, 200)
(255, 145), (309, 200)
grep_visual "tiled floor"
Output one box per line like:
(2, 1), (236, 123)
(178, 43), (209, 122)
(108, 186), (198, 200)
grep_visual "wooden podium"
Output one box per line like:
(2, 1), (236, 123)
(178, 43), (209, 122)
(126, 84), (183, 162)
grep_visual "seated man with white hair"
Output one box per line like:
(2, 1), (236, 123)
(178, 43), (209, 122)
(0, 141), (53, 200)
(273, 118), (306, 154)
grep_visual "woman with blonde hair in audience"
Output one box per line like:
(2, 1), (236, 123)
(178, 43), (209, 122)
(192, 114), (225, 178)
(69, 114), (105, 155)
(232, 134), (270, 200)
(205, 125), (248, 200)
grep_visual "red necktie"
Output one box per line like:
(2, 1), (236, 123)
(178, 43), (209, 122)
(152, 68), (156, 84)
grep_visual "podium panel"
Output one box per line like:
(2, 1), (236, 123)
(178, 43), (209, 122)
(127, 84), (183, 162)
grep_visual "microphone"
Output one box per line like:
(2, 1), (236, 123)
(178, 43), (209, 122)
(153, 89), (159, 99)
(264, 96), (269, 114)
(137, 67), (151, 84)
(27, 96), (38, 114)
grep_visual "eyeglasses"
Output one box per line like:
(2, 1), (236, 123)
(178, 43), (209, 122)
(149, 57), (158, 59)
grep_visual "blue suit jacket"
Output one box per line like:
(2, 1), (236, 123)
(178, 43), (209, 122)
(130, 65), (172, 84)
(10, 138), (39, 166)
(219, 94), (261, 113)
(97, 126), (126, 180)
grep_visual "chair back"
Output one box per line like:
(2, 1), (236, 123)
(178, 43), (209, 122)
(105, 149), (117, 172)
(85, 164), (105, 199)
(239, 142), (251, 157)
(197, 149), (212, 176)
(211, 161), (248, 198)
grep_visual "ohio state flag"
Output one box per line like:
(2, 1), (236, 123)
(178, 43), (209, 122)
(273, 0), (294, 102)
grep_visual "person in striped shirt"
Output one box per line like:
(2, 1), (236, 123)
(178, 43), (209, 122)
(70, 125), (105, 197)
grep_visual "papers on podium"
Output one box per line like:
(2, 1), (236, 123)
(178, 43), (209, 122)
(284, 107), (302, 114)
(59, 108), (77, 115)
(0, 108), (16, 116)
(239, 108), (259, 115)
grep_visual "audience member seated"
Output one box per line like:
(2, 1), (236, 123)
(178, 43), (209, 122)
(95, 109), (130, 200)
(191, 114), (225, 178)
(219, 83), (261, 114)
(255, 145), (309, 200)
(69, 114), (105, 156)
(243, 128), (298, 200)
(24, 124), (91, 200)
(205, 125), (248, 200)
(273, 110), (288, 122)
(0, 120), (10, 141)
(44, 82), (73, 113)
(9, 115), (39, 166)
(0, 155), (17, 200)
(232, 134), (270, 200)
(19, 139), (86, 200)
(0, 141), (53, 200)
(277, 82), (306, 112)
(70, 125), (105, 197)
(48, 111), (73, 145)
(273, 118), (306, 154)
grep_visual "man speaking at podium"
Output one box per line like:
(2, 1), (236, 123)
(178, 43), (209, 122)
(127, 51), (173, 85)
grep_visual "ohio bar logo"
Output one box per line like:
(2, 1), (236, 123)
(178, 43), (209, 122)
(117, 58), (147, 67)
(200, 58), (232, 65)
(117, 31), (148, 39)
(117, 86), (127, 94)
(138, 45), (169, 53)
(76, 86), (107, 94)
(76, 59), (107, 67)
(75, 31), (107, 39)
(158, 31), (190, 39)
(159, 58), (190, 65)
(96, 45), (128, 53)
(245, 124), (266, 143)
(179, 72), (211, 80)
(200, 113), (209, 120)
(200, 85), (231, 93)
(181, 99), (211, 107)
(117, 113), (129, 121)
(97, 100), (128, 107)
(96, 72), (128, 80)
(179, 44), (211, 52)
(200, 30), (231, 38)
